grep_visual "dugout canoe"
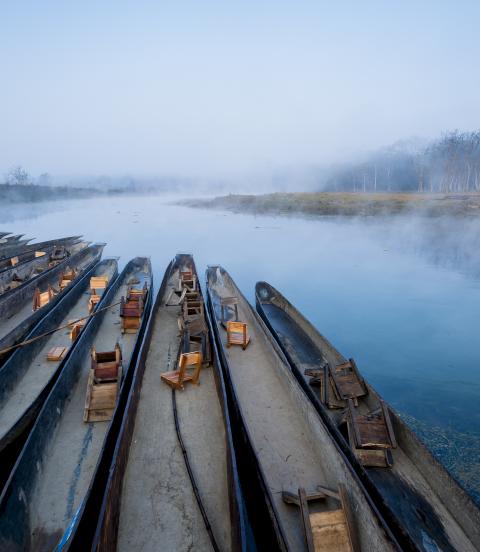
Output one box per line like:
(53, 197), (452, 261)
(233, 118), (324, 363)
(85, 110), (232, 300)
(0, 243), (105, 362)
(0, 258), (118, 459)
(0, 238), (32, 258)
(255, 281), (480, 552)
(93, 254), (247, 552)
(0, 257), (152, 551)
(207, 266), (399, 552)
(0, 239), (87, 296)
(0, 235), (82, 272)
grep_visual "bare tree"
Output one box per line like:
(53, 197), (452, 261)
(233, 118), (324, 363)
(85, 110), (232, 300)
(6, 165), (30, 186)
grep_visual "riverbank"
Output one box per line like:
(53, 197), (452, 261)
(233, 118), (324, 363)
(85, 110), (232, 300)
(0, 184), (162, 204)
(182, 192), (480, 218)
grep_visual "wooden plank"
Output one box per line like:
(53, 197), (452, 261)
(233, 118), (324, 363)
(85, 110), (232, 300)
(310, 509), (351, 551)
(338, 484), (358, 552)
(298, 487), (315, 552)
(47, 346), (67, 361)
(380, 399), (397, 448)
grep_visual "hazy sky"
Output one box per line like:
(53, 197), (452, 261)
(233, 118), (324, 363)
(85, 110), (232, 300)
(1, 1), (479, 178)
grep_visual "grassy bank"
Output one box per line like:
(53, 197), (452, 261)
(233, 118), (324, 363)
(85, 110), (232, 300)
(183, 192), (480, 218)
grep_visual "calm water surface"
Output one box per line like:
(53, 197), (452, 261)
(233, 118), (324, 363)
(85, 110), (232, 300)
(1, 195), (479, 500)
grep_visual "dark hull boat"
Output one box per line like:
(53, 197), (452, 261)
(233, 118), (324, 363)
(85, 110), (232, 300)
(0, 258), (118, 460)
(93, 254), (246, 552)
(0, 233), (11, 240)
(0, 239), (87, 296)
(0, 236), (82, 271)
(0, 238), (32, 258)
(255, 281), (480, 552)
(207, 266), (399, 552)
(0, 243), (105, 361)
(0, 257), (152, 551)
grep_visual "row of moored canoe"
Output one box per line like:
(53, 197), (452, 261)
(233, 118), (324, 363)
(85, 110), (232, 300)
(0, 240), (478, 552)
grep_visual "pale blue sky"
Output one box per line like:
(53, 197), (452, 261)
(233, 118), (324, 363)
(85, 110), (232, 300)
(1, 1), (479, 178)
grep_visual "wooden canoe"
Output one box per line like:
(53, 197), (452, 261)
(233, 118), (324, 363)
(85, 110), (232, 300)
(93, 253), (247, 551)
(0, 257), (152, 551)
(0, 259), (118, 461)
(0, 243), (105, 363)
(0, 236), (83, 272)
(255, 280), (480, 552)
(0, 239), (88, 296)
(207, 266), (400, 552)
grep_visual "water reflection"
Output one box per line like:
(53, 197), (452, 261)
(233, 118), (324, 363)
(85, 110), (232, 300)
(1, 195), (479, 501)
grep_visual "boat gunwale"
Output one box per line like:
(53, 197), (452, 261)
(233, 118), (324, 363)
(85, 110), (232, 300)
(255, 279), (480, 551)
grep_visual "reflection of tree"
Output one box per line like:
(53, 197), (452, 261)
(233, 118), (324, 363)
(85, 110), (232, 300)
(6, 165), (30, 186)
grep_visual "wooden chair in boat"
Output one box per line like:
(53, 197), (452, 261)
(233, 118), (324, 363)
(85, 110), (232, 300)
(120, 293), (144, 334)
(84, 344), (123, 422)
(220, 296), (239, 327)
(183, 298), (204, 319)
(165, 286), (187, 307)
(47, 346), (68, 361)
(69, 318), (87, 341)
(89, 275), (109, 312)
(346, 399), (396, 468)
(10, 256), (19, 267)
(305, 364), (346, 409)
(180, 270), (196, 292)
(32, 284), (55, 311)
(50, 245), (67, 262)
(182, 317), (211, 365)
(226, 321), (250, 350)
(59, 268), (77, 290)
(35, 250), (46, 258)
(282, 484), (358, 552)
(330, 359), (367, 404)
(161, 351), (202, 390)
(128, 282), (148, 302)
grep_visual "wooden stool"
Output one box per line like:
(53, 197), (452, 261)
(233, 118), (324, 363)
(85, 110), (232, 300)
(282, 484), (358, 552)
(84, 344), (122, 422)
(226, 321), (250, 350)
(161, 351), (202, 390)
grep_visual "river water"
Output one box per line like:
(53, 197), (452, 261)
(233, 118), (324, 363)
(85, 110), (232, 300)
(1, 194), (479, 502)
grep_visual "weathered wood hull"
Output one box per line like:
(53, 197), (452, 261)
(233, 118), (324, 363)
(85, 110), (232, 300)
(93, 254), (247, 551)
(0, 236), (82, 272)
(0, 259), (118, 458)
(255, 281), (480, 552)
(0, 243), (105, 362)
(0, 239), (87, 296)
(207, 267), (399, 552)
(0, 258), (152, 551)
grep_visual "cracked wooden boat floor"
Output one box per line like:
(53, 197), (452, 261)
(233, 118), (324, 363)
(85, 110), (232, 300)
(28, 266), (147, 551)
(118, 272), (230, 552)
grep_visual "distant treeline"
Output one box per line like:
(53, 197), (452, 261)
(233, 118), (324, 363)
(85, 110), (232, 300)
(325, 131), (480, 193)
(0, 183), (137, 204)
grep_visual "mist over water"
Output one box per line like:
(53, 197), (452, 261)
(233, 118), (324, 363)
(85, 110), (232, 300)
(1, 194), (479, 500)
